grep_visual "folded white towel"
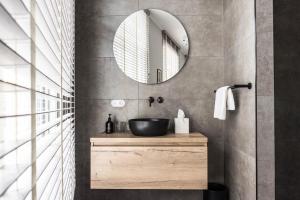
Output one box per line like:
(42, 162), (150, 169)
(214, 86), (229, 120)
(227, 88), (235, 111)
(214, 86), (235, 120)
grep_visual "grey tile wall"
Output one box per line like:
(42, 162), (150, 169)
(274, 1), (300, 199)
(256, 0), (275, 199)
(75, 0), (224, 199)
(223, 0), (257, 200)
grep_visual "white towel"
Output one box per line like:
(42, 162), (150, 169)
(214, 86), (235, 120)
(227, 88), (235, 111)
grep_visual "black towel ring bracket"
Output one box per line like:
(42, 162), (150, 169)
(214, 83), (252, 93)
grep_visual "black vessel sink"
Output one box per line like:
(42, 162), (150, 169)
(129, 118), (170, 137)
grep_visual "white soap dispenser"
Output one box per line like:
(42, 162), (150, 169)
(174, 109), (189, 134)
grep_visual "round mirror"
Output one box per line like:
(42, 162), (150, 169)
(113, 9), (189, 84)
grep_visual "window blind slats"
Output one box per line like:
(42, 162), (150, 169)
(41, 1), (60, 36)
(0, 80), (60, 100)
(36, 140), (61, 180)
(35, 48), (61, 84)
(0, 163), (30, 196)
(36, 130), (61, 158)
(35, 4), (60, 58)
(0, 2), (31, 63)
(0, 167), (32, 200)
(36, 158), (61, 200)
(0, 144), (32, 197)
(0, 0), (75, 199)
(0, 118), (59, 160)
(0, 139), (30, 160)
(35, 1), (60, 43)
(0, 43), (61, 92)
(44, 168), (61, 200)
(0, 40), (29, 65)
(35, 27), (60, 71)
(51, 179), (62, 200)
(0, 0), (28, 15)
(38, 161), (61, 200)
(0, 3), (29, 40)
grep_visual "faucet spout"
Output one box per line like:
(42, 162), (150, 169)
(148, 97), (155, 107)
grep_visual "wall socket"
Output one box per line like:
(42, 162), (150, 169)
(111, 100), (126, 108)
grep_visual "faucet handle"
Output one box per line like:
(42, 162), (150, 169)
(148, 96), (155, 107)
(157, 97), (164, 103)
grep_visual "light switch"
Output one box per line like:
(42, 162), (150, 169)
(111, 100), (126, 108)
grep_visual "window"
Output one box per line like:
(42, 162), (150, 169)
(0, 0), (75, 199)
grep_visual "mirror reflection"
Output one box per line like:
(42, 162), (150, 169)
(113, 9), (189, 84)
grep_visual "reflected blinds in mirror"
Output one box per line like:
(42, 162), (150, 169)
(0, 0), (75, 199)
(162, 31), (180, 80)
(113, 9), (189, 84)
(114, 10), (149, 83)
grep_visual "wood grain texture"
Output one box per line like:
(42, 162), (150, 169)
(90, 133), (208, 189)
(91, 146), (207, 189)
(90, 132), (207, 146)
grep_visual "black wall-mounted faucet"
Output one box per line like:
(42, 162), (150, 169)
(148, 97), (155, 107)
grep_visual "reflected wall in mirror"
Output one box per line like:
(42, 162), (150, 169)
(113, 9), (189, 84)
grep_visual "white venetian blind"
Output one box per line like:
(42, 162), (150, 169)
(0, 0), (75, 199)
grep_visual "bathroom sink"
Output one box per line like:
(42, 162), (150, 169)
(129, 118), (170, 136)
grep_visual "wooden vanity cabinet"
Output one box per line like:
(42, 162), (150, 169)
(90, 133), (208, 190)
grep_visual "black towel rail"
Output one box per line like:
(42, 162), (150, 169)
(214, 83), (252, 93)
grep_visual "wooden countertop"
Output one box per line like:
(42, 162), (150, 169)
(90, 132), (207, 146)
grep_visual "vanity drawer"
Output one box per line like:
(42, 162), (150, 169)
(90, 146), (207, 189)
